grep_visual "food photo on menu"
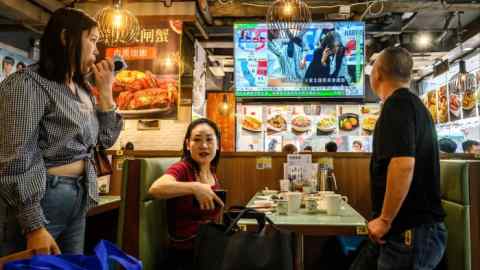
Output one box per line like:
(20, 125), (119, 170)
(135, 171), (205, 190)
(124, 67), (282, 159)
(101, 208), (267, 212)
(448, 78), (462, 121)
(477, 70), (480, 113)
(315, 105), (337, 136)
(290, 106), (313, 135)
(438, 86), (449, 123)
(360, 104), (380, 136)
(337, 105), (360, 136)
(425, 89), (438, 123)
(265, 106), (289, 134)
(112, 70), (178, 113)
(237, 104), (264, 151)
(462, 74), (477, 119)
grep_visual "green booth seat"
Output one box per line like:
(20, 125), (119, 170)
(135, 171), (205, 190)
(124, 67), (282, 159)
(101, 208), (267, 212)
(439, 160), (480, 270)
(117, 157), (180, 270)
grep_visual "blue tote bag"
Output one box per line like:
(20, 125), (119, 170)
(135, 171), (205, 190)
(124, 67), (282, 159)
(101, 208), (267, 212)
(5, 240), (142, 270)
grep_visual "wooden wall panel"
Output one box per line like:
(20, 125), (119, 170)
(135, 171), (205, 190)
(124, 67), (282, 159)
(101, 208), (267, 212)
(206, 92), (235, 152)
(216, 154), (372, 217)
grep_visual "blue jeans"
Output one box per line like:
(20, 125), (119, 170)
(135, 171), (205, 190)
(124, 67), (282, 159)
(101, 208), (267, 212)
(349, 222), (447, 270)
(0, 174), (87, 256)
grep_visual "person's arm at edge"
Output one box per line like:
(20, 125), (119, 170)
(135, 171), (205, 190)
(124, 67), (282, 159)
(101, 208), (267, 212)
(369, 157), (415, 243)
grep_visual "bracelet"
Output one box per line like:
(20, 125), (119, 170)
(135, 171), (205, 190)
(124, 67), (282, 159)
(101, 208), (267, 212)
(99, 104), (117, 112)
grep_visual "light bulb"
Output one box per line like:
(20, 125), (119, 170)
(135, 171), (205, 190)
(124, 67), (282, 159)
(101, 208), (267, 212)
(283, 2), (293, 16)
(416, 33), (431, 49)
(112, 12), (123, 28)
(165, 57), (173, 67)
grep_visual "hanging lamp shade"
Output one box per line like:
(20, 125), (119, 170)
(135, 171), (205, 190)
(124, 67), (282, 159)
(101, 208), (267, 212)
(95, 1), (141, 46)
(266, 0), (311, 40)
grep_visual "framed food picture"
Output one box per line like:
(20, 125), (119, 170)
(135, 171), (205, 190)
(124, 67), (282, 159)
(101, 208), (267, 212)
(97, 20), (182, 119)
(448, 78), (462, 121)
(236, 104), (264, 151)
(437, 86), (449, 123)
(315, 105), (337, 136)
(337, 105), (360, 136)
(462, 74), (477, 119)
(360, 104), (380, 135)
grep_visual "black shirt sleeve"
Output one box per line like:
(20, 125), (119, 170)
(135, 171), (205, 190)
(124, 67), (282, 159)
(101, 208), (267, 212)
(376, 97), (416, 159)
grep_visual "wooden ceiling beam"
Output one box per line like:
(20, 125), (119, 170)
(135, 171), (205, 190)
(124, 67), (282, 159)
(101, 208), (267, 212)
(0, 0), (51, 28)
(29, 0), (65, 13)
(210, 1), (480, 18)
(76, 1), (197, 21)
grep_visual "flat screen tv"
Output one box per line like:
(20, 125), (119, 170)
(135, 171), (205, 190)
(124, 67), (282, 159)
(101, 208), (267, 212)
(234, 21), (365, 98)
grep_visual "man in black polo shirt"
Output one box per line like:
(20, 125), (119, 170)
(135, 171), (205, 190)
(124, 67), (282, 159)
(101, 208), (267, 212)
(350, 47), (446, 270)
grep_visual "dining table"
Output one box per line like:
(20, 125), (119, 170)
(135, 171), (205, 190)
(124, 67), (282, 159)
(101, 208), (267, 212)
(238, 192), (368, 270)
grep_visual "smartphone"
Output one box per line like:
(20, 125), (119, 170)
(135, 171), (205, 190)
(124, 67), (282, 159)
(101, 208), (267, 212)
(193, 189), (227, 209)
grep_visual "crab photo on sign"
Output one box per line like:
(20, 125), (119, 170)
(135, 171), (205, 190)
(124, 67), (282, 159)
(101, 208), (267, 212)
(97, 20), (183, 119)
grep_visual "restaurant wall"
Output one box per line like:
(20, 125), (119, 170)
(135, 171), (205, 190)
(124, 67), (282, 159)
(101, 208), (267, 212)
(217, 153), (373, 217)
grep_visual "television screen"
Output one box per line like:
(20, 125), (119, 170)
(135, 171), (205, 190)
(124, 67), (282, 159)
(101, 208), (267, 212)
(234, 22), (365, 98)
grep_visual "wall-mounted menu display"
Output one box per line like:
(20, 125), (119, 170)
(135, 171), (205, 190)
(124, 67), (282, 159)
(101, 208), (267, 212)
(236, 103), (379, 152)
(99, 20), (182, 119)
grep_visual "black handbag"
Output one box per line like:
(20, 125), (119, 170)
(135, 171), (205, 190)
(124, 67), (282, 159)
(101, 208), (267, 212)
(194, 207), (294, 270)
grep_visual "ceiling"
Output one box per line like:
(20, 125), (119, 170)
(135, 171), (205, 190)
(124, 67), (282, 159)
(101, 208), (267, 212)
(1, 0), (480, 81)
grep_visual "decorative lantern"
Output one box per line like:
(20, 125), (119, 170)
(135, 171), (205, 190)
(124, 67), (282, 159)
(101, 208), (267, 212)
(266, 0), (311, 40)
(95, 0), (141, 46)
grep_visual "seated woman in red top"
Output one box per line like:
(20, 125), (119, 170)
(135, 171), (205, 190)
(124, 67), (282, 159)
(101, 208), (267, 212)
(148, 118), (224, 270)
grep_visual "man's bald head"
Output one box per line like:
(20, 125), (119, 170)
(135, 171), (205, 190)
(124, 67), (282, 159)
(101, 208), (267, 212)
(375, 47), (413, 83)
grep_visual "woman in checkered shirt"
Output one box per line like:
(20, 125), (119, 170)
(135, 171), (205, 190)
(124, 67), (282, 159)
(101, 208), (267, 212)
(0, 8), (122, 255)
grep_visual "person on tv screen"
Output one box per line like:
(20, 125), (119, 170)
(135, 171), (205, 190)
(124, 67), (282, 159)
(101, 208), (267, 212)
(304, 29), (351, 87)
(267, 29), (306, 85)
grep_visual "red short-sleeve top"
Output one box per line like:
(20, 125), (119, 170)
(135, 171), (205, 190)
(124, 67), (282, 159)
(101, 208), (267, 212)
(165, 160), (221, 249)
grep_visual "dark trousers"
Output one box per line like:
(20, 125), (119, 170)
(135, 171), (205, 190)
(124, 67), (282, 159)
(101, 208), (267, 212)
(349, 222), (447, 270)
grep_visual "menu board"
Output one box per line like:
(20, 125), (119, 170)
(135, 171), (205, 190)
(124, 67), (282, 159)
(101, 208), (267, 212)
(100, 20), (182, 119)
(448, 78), (462, 121)
(236, 103), (378, 152)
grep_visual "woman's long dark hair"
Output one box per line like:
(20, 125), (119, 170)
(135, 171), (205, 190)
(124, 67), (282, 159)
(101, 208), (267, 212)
(182, 118), (222, 174)
(38, 7), (97, 91)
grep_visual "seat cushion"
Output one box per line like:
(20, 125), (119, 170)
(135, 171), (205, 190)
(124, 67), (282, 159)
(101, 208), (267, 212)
(442, 200), (471, 270)
(138, 158), (179, 270)
(440, 161), (470, 205)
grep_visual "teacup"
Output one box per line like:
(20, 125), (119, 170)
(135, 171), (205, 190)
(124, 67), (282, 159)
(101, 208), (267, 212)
(286, 192), (302, 214)
(324, 194), (348, 216)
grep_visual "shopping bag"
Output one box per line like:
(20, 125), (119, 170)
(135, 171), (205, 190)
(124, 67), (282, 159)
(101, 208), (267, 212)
(4, 240), (142, 270)
(194, 207), (293, 270)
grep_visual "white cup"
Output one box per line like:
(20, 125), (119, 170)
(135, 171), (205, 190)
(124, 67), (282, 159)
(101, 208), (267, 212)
(287, 192), (302, 214)
(279, 179), (290, 192)
(324, 194), (348, 216)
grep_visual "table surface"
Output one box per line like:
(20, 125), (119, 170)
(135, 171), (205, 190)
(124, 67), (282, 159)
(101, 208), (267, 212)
(239, 193), (367, 234)
(87, 195), (121, 216)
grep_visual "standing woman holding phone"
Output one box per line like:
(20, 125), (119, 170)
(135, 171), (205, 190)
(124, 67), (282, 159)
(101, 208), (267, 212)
(0, 8), (123, 255)
(149, 118), (225, 270)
